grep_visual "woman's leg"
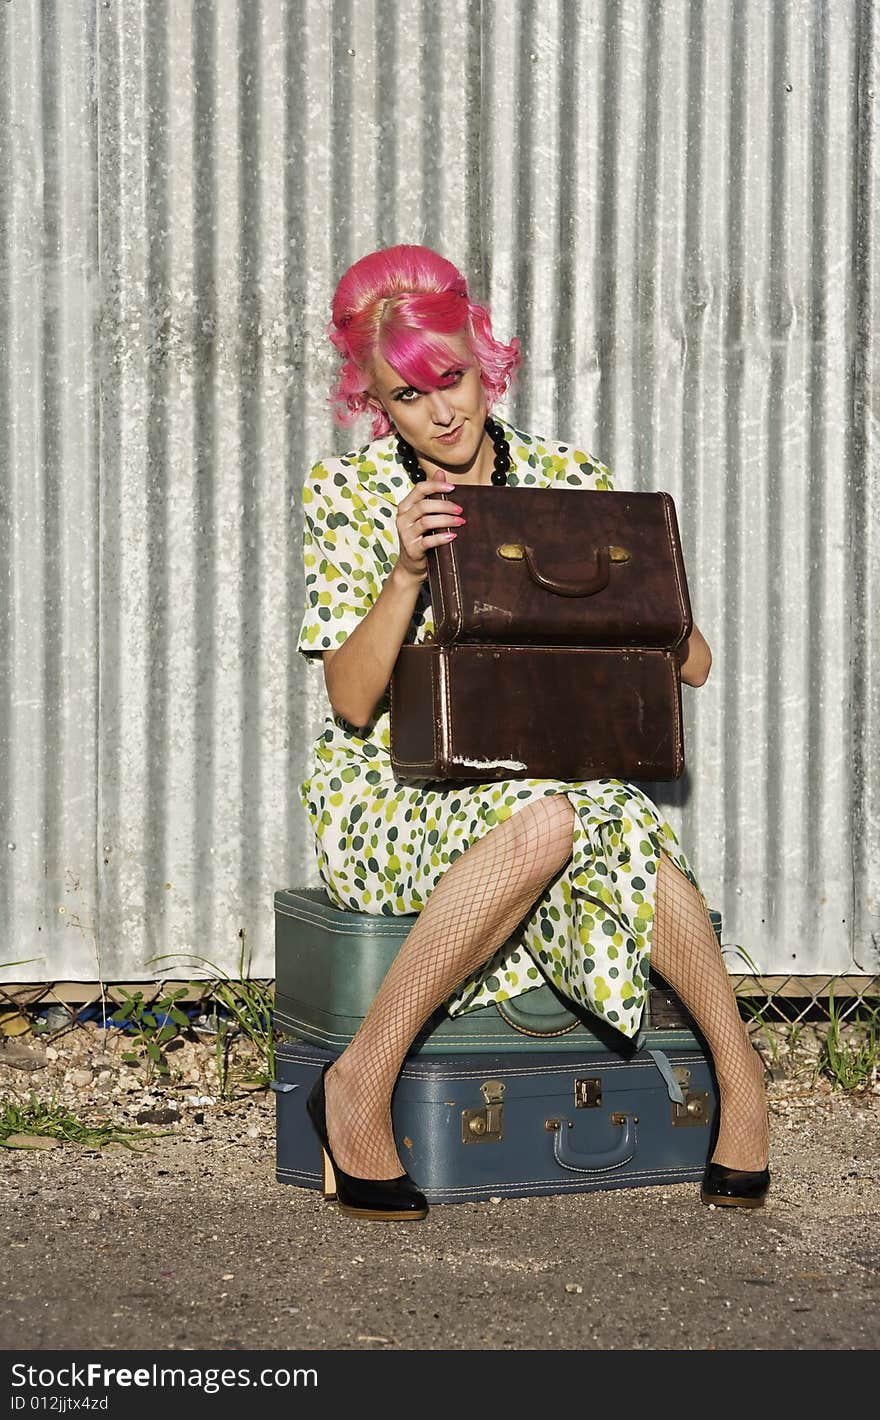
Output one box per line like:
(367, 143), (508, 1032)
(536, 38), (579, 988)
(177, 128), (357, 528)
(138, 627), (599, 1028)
(324, 794), (577, 1180)
(651, 850), (769, 1171)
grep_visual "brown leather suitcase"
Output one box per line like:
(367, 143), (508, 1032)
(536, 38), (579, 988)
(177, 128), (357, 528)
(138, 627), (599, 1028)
(389, 642), (684, 781)
(425, 486), (691, 647)
(389, 486), (692, 783)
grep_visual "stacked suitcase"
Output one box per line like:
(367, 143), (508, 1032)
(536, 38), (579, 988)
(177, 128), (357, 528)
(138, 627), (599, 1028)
(273, 887), (722, 1204)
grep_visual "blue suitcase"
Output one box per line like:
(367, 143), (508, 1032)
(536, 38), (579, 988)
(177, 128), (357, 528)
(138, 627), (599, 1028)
(274, 1037), (719, 1204)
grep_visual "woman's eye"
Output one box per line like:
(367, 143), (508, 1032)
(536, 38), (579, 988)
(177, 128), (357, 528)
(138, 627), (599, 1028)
(395, 370), (464, 403)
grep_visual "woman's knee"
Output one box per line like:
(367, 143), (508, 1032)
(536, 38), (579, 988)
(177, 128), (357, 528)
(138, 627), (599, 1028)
(506, 793), (576, 868)
(526, 793), (576, 835)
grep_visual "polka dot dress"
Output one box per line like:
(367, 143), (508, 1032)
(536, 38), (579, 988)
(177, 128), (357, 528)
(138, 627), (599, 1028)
(296, 417), (703, 1040)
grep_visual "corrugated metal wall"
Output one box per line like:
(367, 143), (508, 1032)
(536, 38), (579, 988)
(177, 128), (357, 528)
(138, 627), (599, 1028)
(1, 0), (877, 982)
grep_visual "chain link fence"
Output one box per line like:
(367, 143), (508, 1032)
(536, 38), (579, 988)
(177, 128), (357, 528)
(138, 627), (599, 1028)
(1, 912), (878, 1051)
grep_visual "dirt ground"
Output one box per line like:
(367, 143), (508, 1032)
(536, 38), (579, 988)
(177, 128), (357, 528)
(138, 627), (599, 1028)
(1, 1020), (878, 1353)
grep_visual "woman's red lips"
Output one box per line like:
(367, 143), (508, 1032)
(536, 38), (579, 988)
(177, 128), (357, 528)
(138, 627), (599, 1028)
(436, 424), (464, 444)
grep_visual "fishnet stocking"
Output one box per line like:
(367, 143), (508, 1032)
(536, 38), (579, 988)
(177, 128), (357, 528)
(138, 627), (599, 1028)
(652, 851), (769, 1171)
(324, 794), (577, 1179)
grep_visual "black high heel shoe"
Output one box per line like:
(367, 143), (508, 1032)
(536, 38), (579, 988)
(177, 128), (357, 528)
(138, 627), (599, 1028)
(700, 1043), (771, 1208)
(305, 1062), (429, 1221)
(701, 1161), (770, 1208)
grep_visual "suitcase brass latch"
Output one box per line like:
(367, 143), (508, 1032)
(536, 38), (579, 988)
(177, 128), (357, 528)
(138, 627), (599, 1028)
(574, 1077), (602, 1108)
(496, 544), (629, 564)
(461, 1079), (505, 1143)
(671, 1091), (711, 1126)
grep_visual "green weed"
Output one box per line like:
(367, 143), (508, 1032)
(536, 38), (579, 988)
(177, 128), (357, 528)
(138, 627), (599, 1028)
(723, 942), (762, 974)
(734, 993), (819, 1071)
(150, 940), (276, 1099)
(108, 986), (193, 1080)
(736, 995), (784, 1062)
(816, 990), (880, 1093)
(0, 1094), (170, 1150)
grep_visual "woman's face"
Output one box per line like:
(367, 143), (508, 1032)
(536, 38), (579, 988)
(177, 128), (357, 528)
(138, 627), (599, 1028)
(368, 331), (489, 471)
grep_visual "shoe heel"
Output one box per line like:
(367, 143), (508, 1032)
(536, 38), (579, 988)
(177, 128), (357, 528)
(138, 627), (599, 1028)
(321, 1146), (338, 1201)
(306, 1061), (427, 1220)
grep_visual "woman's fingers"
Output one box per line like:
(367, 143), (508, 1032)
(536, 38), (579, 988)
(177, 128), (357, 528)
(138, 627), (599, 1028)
(395, 478), (464, 574)
(403, 509), (463, 535)
(398, 478), (458, 515)
(406, 526), (458, 556)
(405, 481), (463, 529)
(406, 490), (463, 544)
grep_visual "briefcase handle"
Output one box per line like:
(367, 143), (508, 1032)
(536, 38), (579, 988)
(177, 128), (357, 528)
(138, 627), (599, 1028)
(498, 542), (630, 598)
(546, 1114), (638, 1173)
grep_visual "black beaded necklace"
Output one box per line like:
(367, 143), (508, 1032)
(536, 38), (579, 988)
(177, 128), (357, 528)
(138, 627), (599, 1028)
(395, 416), (512, 485)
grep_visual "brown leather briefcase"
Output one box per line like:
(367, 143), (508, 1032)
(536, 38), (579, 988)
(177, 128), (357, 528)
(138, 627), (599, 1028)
(389, 486), (692, 783)
(389, 643), (685, 781)
(425, 486), (691, 646)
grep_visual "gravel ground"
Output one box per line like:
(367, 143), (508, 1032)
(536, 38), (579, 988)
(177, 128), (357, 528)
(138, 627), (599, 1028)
(1, 1019), (878, 1353)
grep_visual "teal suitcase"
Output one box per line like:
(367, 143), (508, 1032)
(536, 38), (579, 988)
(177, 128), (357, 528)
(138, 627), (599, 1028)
(273, 887), (720, 1055)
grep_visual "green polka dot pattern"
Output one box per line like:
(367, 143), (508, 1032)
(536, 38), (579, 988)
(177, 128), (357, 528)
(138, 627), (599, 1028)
(296, 417), (701, 1040)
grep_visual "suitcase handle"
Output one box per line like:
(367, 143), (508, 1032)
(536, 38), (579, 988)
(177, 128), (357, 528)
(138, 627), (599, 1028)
(546, 1113), (637, 1173)
(505, 543), (629, 598)
(494, 996), (581, 1037)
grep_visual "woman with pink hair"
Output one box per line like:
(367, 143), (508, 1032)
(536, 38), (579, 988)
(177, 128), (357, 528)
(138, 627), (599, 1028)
(296, 244), (768, 1222)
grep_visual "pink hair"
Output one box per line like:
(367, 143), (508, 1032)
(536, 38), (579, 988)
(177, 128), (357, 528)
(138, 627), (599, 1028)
(326, 245), (521, 437)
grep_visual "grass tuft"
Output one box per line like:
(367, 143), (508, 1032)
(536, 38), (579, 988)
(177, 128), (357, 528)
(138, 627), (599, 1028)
(816, 990), (880, 1093)
(149, 941), (277, 1099)
(0, 1094), (172, 1150)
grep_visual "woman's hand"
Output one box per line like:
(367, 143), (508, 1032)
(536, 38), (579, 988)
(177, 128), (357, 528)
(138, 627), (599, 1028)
(323, 477), (464, 728)
(394, 478), (465, 583)
(679, 623), (712, 686)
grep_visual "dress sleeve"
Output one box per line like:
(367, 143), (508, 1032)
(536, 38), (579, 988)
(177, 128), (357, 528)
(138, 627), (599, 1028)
(296, 459), (381, 665)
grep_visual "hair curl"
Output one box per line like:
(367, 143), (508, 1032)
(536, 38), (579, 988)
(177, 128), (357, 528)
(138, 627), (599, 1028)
(326, 245), (521, 438)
